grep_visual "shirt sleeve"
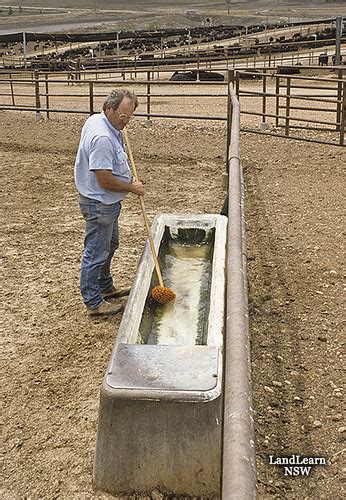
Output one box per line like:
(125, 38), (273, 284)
(89, 136), (113, 171)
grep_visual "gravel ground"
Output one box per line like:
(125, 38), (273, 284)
(1, 76), (344, 499)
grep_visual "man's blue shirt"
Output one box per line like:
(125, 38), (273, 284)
(74, 112), (132, 204)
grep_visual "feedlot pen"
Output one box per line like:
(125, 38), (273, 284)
(1, 65), (344, 498)
(0, 64), (345, 146)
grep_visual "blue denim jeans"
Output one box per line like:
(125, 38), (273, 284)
(79, 194), (121, 309)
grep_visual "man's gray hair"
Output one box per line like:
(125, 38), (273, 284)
(103, 88), (138, 112)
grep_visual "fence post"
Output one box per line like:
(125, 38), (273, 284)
(9, 73), (15, 106)
(89, 81), (94, 115)
(262, 68), (267, 124)
(235, 71), (240, 98)
(34, 71), (41, 121)
(45, 73), (50, 120)
(339, 81), (345, 146)
(275, 74), (280, 127)
(146, 71), (151, 124)
(228, 69), (234, 85)
(285, 77), (291, 136)
(336, 68), (342, 132)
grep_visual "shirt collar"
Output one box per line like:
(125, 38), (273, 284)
(101, 111), (122, 139)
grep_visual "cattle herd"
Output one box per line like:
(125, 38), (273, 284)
(0, 21), (344, 72)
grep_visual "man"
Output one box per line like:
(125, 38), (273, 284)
(74, 88), (144, 316)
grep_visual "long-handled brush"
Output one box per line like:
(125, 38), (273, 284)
(123, 129), (176, 305)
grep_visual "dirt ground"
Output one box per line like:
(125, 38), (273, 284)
(1, 78), (344, 500)
(1, 1), (346, 35)
(2, 1), (346, 31)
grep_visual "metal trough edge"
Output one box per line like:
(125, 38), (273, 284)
(222, 86), (257, 498)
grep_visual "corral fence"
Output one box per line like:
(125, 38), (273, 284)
(1, 38), (345, 78)
(232, 66), (345, 146)
(0, 44), (336, 73)
(1, 28), (344, 73)
(0, 65), (344, 146)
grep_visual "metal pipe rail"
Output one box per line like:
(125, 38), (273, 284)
(240, 93), (338, 99)
(278, 105), (336, 112)
(222, 86), (257, 499)
(0, 91), (228, 99)
(0, 106), (227, 121)
(0, 65), (342, 80)
(274, 73), (345, 83)
(240, 126), (344, 146)
(288, 85), (340, 90)
(0, 77), (228, 85)
(1, 68), (343, 146)
(241, 109), (340, 127)
(239, 89), (341, 103)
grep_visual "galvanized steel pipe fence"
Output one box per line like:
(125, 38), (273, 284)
(231, 67), (345, 146)
(0, 66), (344, 146)
(1, 33), (344, 75)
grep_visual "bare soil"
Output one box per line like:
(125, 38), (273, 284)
(1, 1), (346, 34)
(1, 79), (344, 500)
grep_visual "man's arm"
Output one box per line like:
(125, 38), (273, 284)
(95, 170), (144, 195)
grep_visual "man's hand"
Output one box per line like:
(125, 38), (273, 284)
(130, 180), (144, 196)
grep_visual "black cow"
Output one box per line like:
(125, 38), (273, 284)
(170, 71), (195, 81)
(319, 54), (328, 66)
(277, 65), (301, 75)
(200, 70), (224, 81)
(239, 69), (262, 80)
(332, 54), (343, 65)
(170, 70), (224, 81)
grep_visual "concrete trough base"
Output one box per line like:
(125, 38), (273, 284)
(94, 214), (227, 497)
(95, 387), (221, 496)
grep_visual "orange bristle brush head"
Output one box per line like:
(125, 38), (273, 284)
(151, 286), (176, 304)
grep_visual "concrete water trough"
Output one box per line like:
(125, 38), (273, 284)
(94, 213), (228, 497)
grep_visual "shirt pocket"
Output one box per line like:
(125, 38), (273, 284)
(113, 148), (131, 179)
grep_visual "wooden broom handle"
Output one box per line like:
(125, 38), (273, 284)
(123, 129), (164, 288)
